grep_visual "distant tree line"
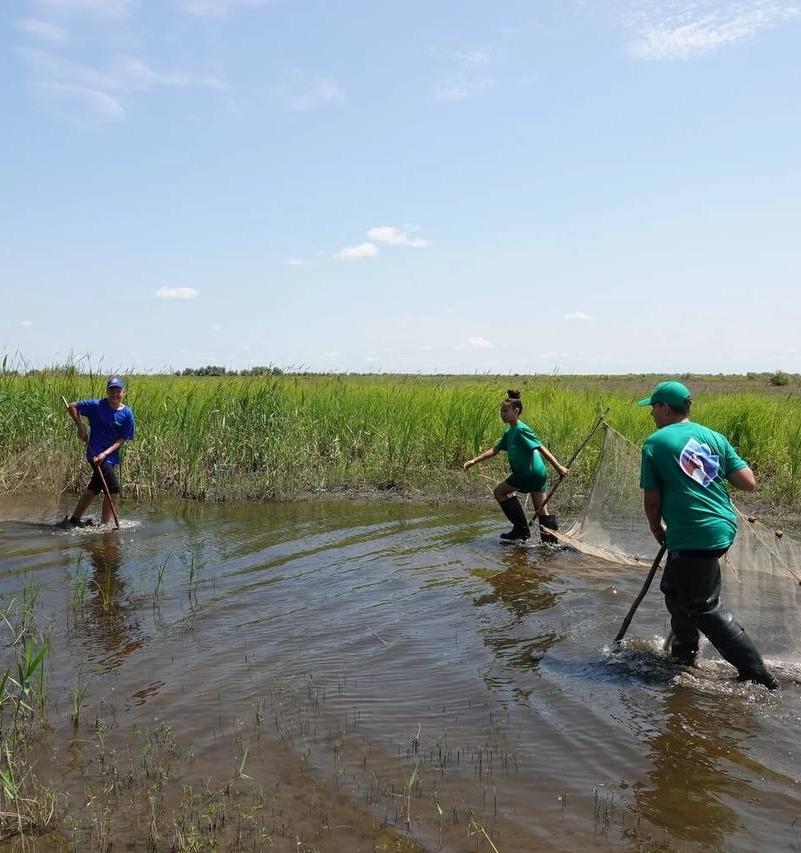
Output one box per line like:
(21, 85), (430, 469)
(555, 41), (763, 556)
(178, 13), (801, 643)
(175, 365), (284, 377)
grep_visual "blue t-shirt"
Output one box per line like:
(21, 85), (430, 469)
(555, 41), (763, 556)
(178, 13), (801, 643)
(76, 399), (135, 465)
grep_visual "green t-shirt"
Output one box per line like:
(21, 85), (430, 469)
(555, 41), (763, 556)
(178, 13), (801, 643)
(494, 421), (547, 480)
(639, 421), (748, 552)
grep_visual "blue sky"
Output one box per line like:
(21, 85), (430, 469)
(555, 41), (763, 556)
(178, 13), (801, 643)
(1, 0), (799, 374)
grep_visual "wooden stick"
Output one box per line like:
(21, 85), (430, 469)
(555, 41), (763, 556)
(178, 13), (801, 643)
(613, 544), (667, 644)
(541, 409), (609, 508)
(61, 395), (120, 529)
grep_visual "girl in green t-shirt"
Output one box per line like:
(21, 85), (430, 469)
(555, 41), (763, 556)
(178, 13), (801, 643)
(463, 390), (568, 542)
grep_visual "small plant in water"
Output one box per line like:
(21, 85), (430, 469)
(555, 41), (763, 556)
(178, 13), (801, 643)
(186, 553), (201, 599)
(468, 814), (500, 852)
(71, 667), (89, 727)
(154, 553), (172, 601)
(0, 587), (64, 840)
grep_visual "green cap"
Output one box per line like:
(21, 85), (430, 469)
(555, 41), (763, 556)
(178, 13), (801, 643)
(637, 380), (692, 407)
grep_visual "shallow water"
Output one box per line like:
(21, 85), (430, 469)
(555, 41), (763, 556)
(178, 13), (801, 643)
(1, 495), (800, 851)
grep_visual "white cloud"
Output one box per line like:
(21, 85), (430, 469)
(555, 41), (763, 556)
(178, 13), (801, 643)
(455, 47), (491, 65)
(20, 320), (33, 327)
(625, 1), (800, 60)
(432, 43), (493, 102)
(177, 0), (271, 16)
(32, 0), (135, 18)
(211, 324), (223, 331)
(563, 311), (593, 321)
(366, 226), (430, 248)
(36, 82), (124, 118)
(285, 258), (305, 267)
(334, 242), (379, 260)
(434, 76), (492, 101)
(108, 56), (223, 89)
(18, 18), (67, 41)
(467, 336), (495, 349)
(20, 47), (223, 119)
(279, 72), (345, 111)
(156, 286), (199, 300)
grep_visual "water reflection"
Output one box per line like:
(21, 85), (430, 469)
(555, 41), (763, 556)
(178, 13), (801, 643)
(636, 688), (749, 844)
(472, 548), (564, 672)
(77, 534), (144, 671)
(0, 496), (798, 849)
(472, 548), (562, 619)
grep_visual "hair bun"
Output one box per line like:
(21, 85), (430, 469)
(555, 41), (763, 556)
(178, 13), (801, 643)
(507, 389), (521, 399)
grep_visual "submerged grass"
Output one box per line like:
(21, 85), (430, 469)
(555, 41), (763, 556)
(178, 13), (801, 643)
(0, 585), (63, 841)
(2, 371), (801, 508)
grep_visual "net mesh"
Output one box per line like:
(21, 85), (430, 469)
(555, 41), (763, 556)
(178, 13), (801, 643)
(560, 424), (801, 655)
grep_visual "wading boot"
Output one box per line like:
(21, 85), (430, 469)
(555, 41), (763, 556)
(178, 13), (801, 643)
(499, 497), (530, 542)
(537, 514), (559, 544)
(57, 516), (95, 529)
(669, 637), (698, 667)
(700, 609), (780, 690)
(736, 666), (780, 690)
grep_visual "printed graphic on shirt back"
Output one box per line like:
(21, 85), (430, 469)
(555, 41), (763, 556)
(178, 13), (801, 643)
(678, 438), (720, 487)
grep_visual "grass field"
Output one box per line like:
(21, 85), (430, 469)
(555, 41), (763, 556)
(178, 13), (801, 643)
(1, 371), (800, 509)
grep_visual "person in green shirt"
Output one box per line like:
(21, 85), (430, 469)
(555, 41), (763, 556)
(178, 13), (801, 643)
(463, 389), (568, 543)
(638, 380), (778, 689)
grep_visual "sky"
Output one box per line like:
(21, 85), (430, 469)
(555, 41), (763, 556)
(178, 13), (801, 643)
(1, 0), (799, 375)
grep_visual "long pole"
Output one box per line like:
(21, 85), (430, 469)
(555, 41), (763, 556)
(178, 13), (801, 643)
(613, 544), (667, 645)
(541, 409), (609, 508)
(533, 409), (608, 539)
(61, 395), (120, 529)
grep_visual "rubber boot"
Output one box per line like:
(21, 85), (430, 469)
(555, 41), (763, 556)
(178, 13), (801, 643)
(57, 515), (92, 529)
(699, 608), (779, 690)
(537, 514), (559, 544)
(498, 497), (530, 542)
(669, 636), (698, 667)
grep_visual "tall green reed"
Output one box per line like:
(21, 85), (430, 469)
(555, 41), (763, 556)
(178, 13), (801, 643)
(2, 371), (800, 508)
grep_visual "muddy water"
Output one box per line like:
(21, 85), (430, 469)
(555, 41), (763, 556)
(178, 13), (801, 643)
(1, 495), (800, 851)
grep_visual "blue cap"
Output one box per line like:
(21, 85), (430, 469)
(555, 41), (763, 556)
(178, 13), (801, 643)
(107, 377), (125, 389)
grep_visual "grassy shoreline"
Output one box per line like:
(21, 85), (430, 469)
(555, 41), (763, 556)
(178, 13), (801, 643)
(2, 372), (800, 511)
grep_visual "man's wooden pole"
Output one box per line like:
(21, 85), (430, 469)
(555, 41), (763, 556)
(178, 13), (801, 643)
(613, 544), (667, 645)
(61, 395), (120, 529)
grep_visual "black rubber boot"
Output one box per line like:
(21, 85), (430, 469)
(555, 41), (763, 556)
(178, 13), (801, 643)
(498, 497), (530, 542)
(660, 552), (779, 689)
(669, 636), (698, 666)
(659, 554), (779, 690)
(537, 514), (559, 544)
(736, 667), (779, 689)
(700, 610), (779, 689)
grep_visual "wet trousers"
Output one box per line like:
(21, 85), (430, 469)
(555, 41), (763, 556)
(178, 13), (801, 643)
(659, 552), (767, 676)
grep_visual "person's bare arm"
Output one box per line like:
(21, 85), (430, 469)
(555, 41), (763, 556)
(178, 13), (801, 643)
(68, 403), (89, 443)
(728, 466), (756, 492)
(538, 444), (569, 478)
(643, 488), (666, 544)
(93, 438), (125, 465)
(463, 448), (497, 470)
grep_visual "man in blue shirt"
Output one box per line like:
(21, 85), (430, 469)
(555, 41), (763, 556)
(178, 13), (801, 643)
(60, 377), (136, 527)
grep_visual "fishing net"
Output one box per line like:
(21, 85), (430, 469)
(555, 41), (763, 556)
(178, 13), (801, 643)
(559, 424), (801, 655)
